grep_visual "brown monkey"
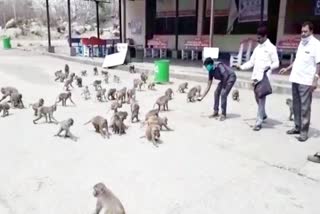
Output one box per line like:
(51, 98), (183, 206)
(153, 95), (170, 111)
(64, 64), (70, 78)
(133, 79), (144, 91)
(140, 72), (148, 83)
(33, 104), (58, 124)
(115, 111), (128, 122)
(84, 116), (111, 139)
(30, 98), (44, 116)
(96, 88), (107, 102)
(165, 88), (174, 100)
(93, 67), (99, 76)
(64, 78), (74, 91)
(110, 101), (123, 113)
(113, 75), (120, 83)
(0, 102), (10, 117)
(130, 101), (140, 123)
(107, 88), (117, 100)
(116, 87), (127, 104)
(126, 88), (136, 104)
(82, 86), (91, 100)
(187, 86), (201, 102)
(110, 114), (126, 135)
(81, 70), (87, 76)
(0, 87), (19, 102)
(54, 70), (62, 78)
(56, 92), (75, 106)
(286, 98), (293, 121)
(129, 65), (135, 73)
(75, 76), (82, 88)
(232, 89), (240, 102)
(144, 109), (160, 121)
(142, 124), (161, 147)
(146, 115), (172, 131)
(148, 82), (156, 90)
(92, 182), (126, 214)
(101, 70), (109, 76)
(93, 80), (102, 91)
(54, 118), (78, 141)
(10, 93), (24, 109)
(177, 82), (188, 93)
(104, 75), (109, 84)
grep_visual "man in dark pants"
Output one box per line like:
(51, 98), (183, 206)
(280, 21), (320, 142)
(198, 57), (237, 121)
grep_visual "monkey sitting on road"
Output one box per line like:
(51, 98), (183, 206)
(96, 88), (107, 102)
(107, 88), (117, 100)
(54, 70), (62, 79)
(84, 116), (111, 139)
(114, 111), (128, 122)
(33, 104), (58, 124)
(126, 88), (136, 104)
(10, 93), (24, 109)
(116, 87), (127, 104)
(109, 101), (123, 113)
(92, 183), (126, 214)
(54, 118), (78, 141)
(165, 88), (174, 100)
(0, 87), (19, 102)
(93, 67), (99, 76)
(187, 86), (201, 102)
(177, 82), (188, 93)
(148, 82), (156, 90)
(110, 114), (126, 135)
(131, 101), (140, 123)
(141, 124), (161, 147)
(232, 89), (240, 102)
(113, 75), (120, 83)
(140, 72), (148, 83)
(81, 86), (91, 100)
(75, 76), (82, 88)
(81, 70), (87, 76)
(0, 102), (10, 117)
(129, 65), (135, 73)
(93, 80), (102, 91)
(286, 98), (293, 121)
(101, 70), (109, 76)
(30, 98), (44, 116)
(56, 92), (75, 106)
(153, 95), (170, 111)
(143, 115), (172, 131)
(133, 79), (144, 91)
(104, 74), (109, 84)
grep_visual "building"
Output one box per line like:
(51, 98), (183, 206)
(121, 0), (320, 54)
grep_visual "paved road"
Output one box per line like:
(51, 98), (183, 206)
(0, 49), (319, 214)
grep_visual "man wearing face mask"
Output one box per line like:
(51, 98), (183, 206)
(197, 57), (237, 121)
(237, 26), (279, 131)
(279, 22), (320, 142)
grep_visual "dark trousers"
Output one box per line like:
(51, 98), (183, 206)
(292, 83), (313, 136)
(214, 74), (237, 115)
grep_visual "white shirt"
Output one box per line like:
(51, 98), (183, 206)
(290, 35), (320, 86)
(240, 39), (279, 81)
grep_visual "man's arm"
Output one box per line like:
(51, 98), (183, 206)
(198, 80), (212, 101)
(239, 49), (256, 70)
(270, 46), (280, 71)
(311, 42), (320, 91)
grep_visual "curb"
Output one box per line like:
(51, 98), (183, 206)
(42, 52), (320, 98)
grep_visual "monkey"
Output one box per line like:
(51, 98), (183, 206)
(101, 70), (109, 76)
(110, 101), (123, 113)
(153, 95), (170, 111)
(54, 70), (62, 78)
(177, 82), (188, 93)
(55, 72), (67, 82)
(30, 98), (44, 116)
(63, 78), (74, 91)
(141, 124), (161, 147)
(81, 70), (87, 76)
(187, 86), (201, 102)
(104, 75), (109, 84)
(133, 79), (144, 91)
(0, 102), (10, 117)
(56, 92), (75, 107)
(116, 87), (127, 104)
(81, 86), (91, 100)
(142, 115), (172, 131)
(113, 75), (120, 83)
(93, 80), (102, 91)
(33, 104), (58, 124)
(286, 98), (293, 121)
(107, 88), (117, 100)
(92, 182), (126, 214)
(126, 88), (136, 104)
(130, 101), (140, 123)
(64, 64), (70, 78)
(54, 118), (78, 141)
(10, 93), (24, 109)
(96, 88), (107, 102)
(75, 76), (82, 88)
(114, 111), (128, 122)
(69, 72), (76, 79)
(165, 88), (174, 100)
(148, 82), (156, 90)
(84, 116), (111, 139)
(110, 114), (126, 135)
(129, 65), (135, 73)
(144, 109), (160, 121)
(93, 67), (99, 76)
(0, 87), (19, 102)
(140, 72), (148, 83)
(232, 89), (240, 102)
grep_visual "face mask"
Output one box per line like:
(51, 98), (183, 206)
(206, 64), (215, 72)
(301, 35), (311, 45)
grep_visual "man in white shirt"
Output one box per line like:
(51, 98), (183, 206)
(280, 22), (320, 142)
(238, 26), (279, 131)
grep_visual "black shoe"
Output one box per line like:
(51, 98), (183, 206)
(263, 116), (268, 120)
(253, 125), (262, 131)
(209, 111), (219, 118)
(219, 115), (226, 121)
(296, 135), (308, 142)
(286, 128), (300, 135)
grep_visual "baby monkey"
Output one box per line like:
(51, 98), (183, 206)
(286, 98), (293, 121)
(82, 86), (91, 100)
(232, 89), (240, 102)
(54, 118), (78, 141)
(0, 102), (10, 117)
(30, 98), (44, 116)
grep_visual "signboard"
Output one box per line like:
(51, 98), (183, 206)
(277, 35), (301, 50)
(238, 0), (268, 22)
(156, 0), (196, 17)
(315, 0), (320, 15)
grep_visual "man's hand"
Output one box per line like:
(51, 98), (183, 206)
(311, 76), (319, 92)
(264, 66), (271, 73)
(235, 65), (241, 70)
(279, 67), (288, 75)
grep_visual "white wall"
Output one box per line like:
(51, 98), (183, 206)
(125, 0), (146, 46)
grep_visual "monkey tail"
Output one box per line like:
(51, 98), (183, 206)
(83, 120), (92, 125)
